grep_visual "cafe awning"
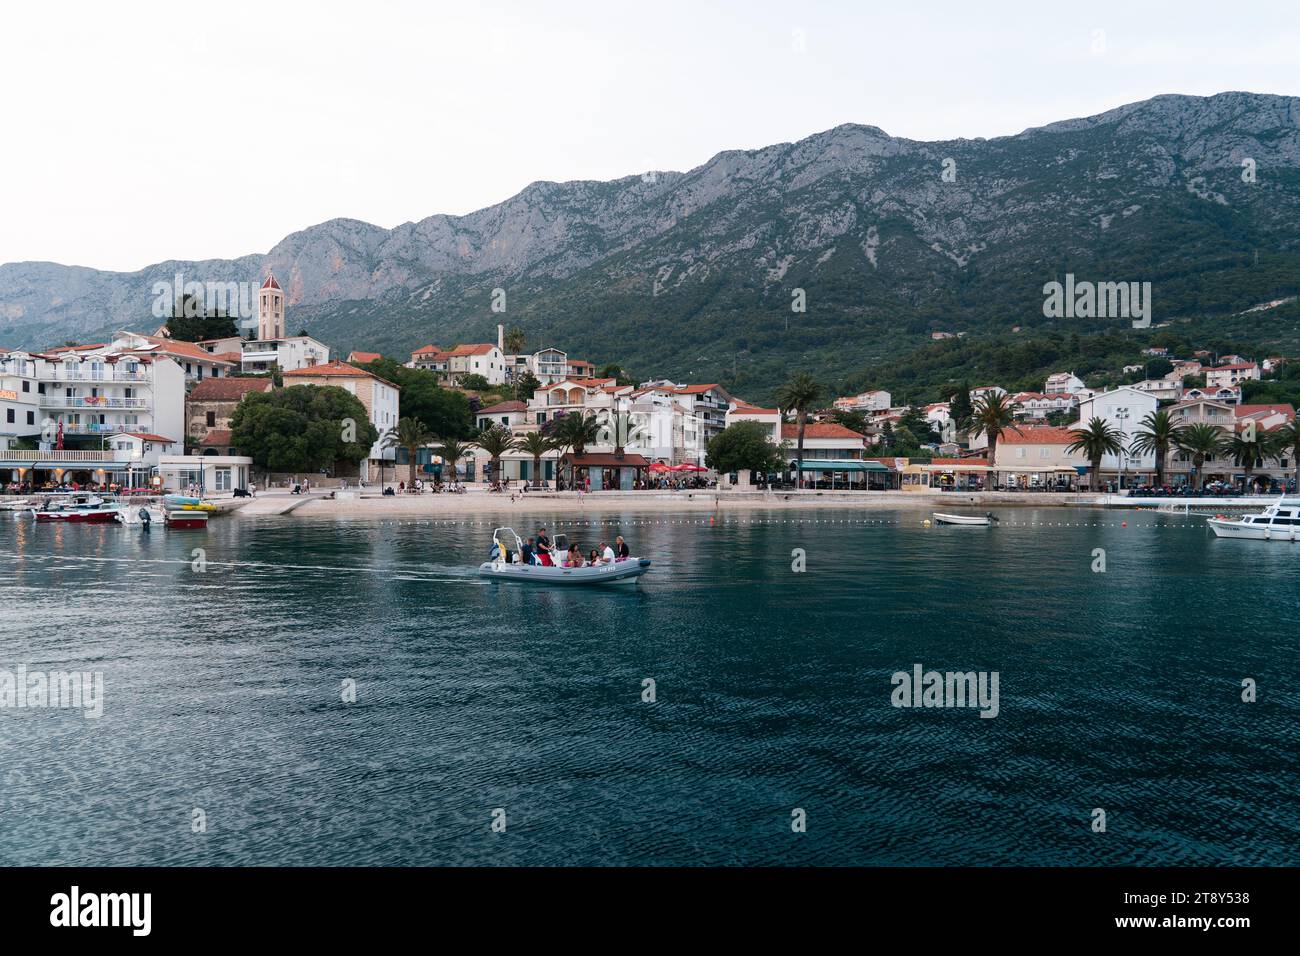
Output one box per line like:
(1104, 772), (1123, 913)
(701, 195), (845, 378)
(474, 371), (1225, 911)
(794, 460), (889, 473)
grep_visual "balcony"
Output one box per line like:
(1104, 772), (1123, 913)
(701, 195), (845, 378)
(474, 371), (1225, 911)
(56, 423), (143, 436)
(40, 397), (151, 409)
(46, 368), (151, 383)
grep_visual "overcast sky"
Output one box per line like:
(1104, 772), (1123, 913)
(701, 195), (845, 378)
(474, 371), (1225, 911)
(2, 0), (1297, 273)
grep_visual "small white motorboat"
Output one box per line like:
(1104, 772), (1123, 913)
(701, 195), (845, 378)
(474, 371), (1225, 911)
(1207, 496), (1300, 540)
(32, 493), (121, 523)
(478, 528), (651, 585)
(932, 512), (998, 526)
(115, 504), (166, 526)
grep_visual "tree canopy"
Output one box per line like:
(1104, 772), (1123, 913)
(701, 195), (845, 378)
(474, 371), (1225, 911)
(705, 420), (785, 474)
(351, 357), (474, 438)
(230, 384), (379, 473)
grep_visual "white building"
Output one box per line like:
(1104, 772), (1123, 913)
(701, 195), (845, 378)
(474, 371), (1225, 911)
(1076, 386), (1159, 478)
(1011, 392), (1078, 419)
(239, 274), (330, 373)
(0, 350), (42, 447)
(26, 346), (186, 448)
(834, 389), (891, 412)
(1206, 362), (1260, 389)
(1130, 378), (1183, 402)
(1044, 372), (1085, 394)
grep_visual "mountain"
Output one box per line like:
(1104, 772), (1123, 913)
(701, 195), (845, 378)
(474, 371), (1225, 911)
(5, 91), (1300, 401)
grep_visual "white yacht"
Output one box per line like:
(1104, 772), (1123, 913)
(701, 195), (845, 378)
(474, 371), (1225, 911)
(1207, 497), (1300, 540)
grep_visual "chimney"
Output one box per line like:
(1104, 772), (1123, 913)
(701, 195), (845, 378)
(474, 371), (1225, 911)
(497, 324), (504, 351)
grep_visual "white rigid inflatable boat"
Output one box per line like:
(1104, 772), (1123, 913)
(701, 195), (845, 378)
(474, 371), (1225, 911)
(478, 528), (651, 585)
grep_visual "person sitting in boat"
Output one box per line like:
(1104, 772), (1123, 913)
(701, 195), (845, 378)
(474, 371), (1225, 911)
(599, 541), (616, 565)
(588, 548), (600, 566)
(615, 536), (629, 561)
(565, 544), (584, 567)
(521, 537), (536, 566)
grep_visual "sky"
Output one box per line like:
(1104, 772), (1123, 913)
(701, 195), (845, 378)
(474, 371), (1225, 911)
(2, 0), (1298, 273)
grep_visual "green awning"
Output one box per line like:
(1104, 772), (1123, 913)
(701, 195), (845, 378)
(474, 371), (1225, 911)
(793, 460), (887, 473)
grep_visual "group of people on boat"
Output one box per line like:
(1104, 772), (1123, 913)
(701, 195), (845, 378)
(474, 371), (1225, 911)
(506, 527), (631, 568)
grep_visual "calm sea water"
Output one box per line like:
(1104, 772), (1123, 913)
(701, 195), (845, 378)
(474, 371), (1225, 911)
(0, 506), (1296, 866)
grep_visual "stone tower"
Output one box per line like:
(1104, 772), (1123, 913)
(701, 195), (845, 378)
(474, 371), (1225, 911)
(258, 272), (285, 341)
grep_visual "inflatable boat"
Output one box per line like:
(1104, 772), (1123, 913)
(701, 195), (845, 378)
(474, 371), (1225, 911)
(477, 528), (651, 585)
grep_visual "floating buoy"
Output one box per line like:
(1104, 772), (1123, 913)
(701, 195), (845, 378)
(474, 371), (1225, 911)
(1121, 521), (1127, 528)
(922, 519), (931, 527)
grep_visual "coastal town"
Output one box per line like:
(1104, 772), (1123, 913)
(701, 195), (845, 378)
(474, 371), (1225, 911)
(2, 271), (1298, 505)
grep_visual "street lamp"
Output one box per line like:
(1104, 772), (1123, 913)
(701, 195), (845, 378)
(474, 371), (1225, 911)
(1115, 407), (1130, 492)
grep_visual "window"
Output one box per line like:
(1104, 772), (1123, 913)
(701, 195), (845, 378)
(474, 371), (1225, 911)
(26, 411), (34, 425)
(5, 409), (12, 423)
(215, 467), (232, 492)
(206, 411), (216, 427)
(21, 381), (29, 393)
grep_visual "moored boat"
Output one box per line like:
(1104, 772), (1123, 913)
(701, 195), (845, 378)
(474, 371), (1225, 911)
(164, 509), (210, 529)
(478, 528), (651, 585)
(163, 494), (218, 512)
(932, 512), (998, 526)
(32, 494), (121, 523)
(1207, 496), (1300, 540)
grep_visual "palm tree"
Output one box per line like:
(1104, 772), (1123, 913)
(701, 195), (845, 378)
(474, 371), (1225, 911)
(433, 437), (472, 485)
(517, 431), (554, 488)
(382, 417), (433, 487)
(504, 327), (526, 354)
(775, 371), (824, 488)
(549, 411), (601, 486)
(474, 424), (519, 486)
(1271, 420), (1300, 492)
(1220, 429), (1281, 494)
(1066, 417), (1126, 490)
(968, 392), (1022, 485)
(1172, 423), (1222, 491)
(1127, 409), (1180, 488)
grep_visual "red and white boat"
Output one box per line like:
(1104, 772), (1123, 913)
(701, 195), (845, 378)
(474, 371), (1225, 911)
(32, 494), (121, 523)
(164, 509), (209, 529)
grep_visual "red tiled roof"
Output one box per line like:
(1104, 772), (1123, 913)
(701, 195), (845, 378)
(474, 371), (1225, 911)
(446, 343), (497, 357)
(731, 401), (780, 415)
(348, 351), (382, 364)
(1213, 363), (1257, 371)
(1234, 404), (1295, 419)
(478, 400), (527, 414)
(669, 383), (722, 394)
(187, 377), (274, 401)
(411, 344), (442, 355)
(47, 343), (107, 353)
(261, 273), (281, 291)
(781, 422), (867, 441)
(128, 334), (237, 364)
(999, 427), (1078, 444)
(283, 359), (399, 389)
(199, 429), (233, 446)
(120, 432), (175, 443)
